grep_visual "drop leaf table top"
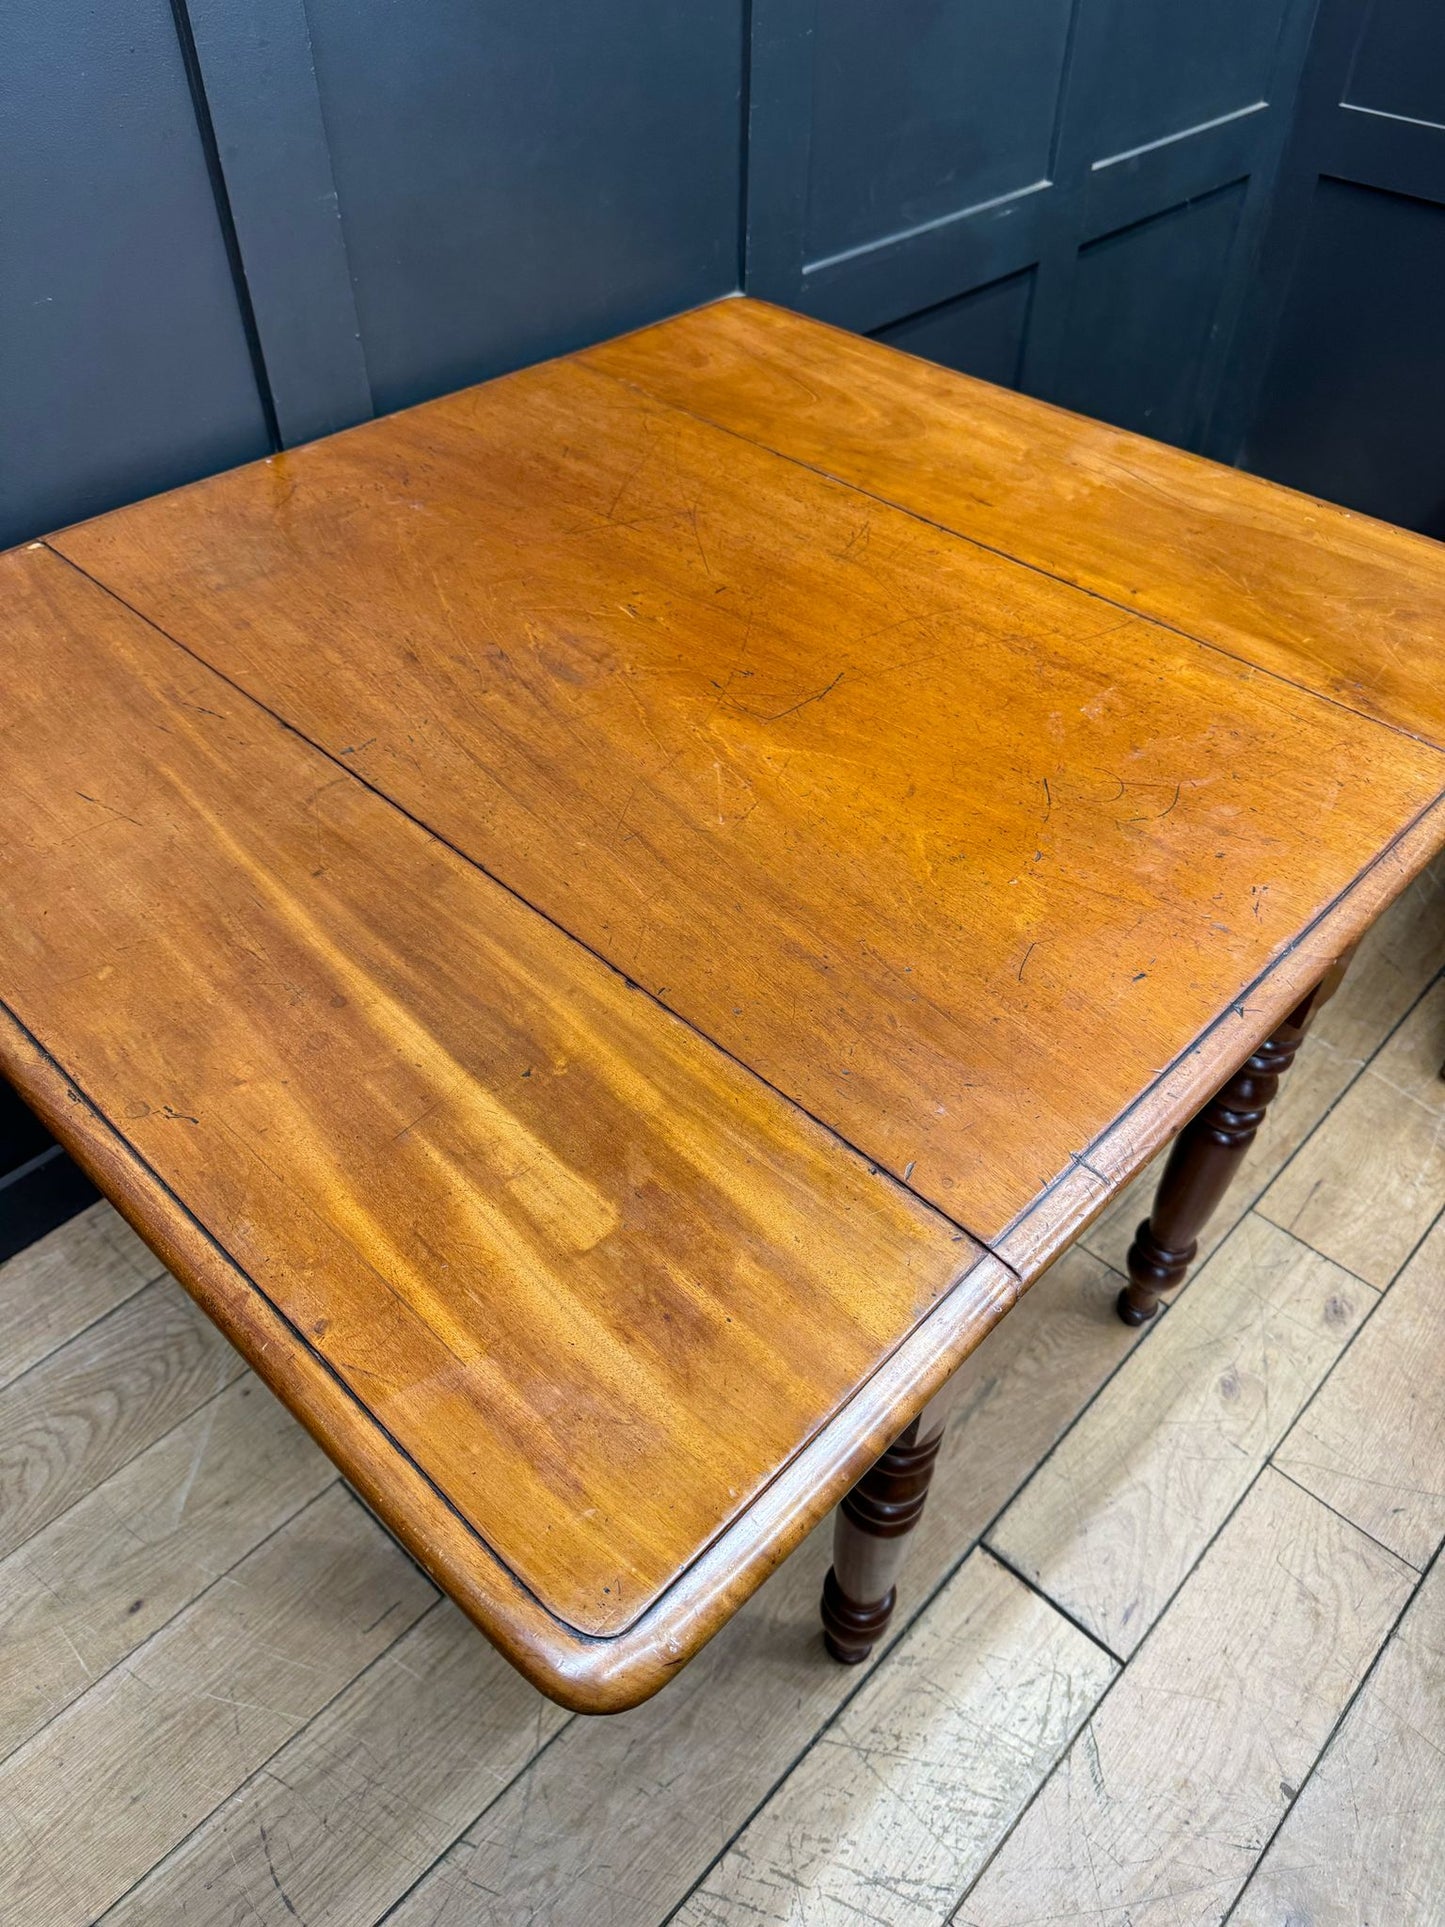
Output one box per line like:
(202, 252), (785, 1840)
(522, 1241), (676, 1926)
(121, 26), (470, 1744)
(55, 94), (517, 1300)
(4, 296), (1444, 1710)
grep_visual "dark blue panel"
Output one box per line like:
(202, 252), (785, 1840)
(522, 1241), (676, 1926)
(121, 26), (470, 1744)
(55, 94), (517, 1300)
(1082, 104), (1268, 238)
(1345, 0), (1445, 126)
(804, 183), (1048, 334)
(184, 0), (373, 445)
(0, 1083), (53, 1177)
(0, 1146), (99, 1266)
(1245, 178), (1445, 536)
(0, 1080), (98, 1261)
(874, 271), (1034, 388)
(1081, 0), (1292, 165)
(303, 0), (743, 415)
(0, 0), (270, 548)
(1055, 180), (1247, 446)
(803, 0), (1072, 262)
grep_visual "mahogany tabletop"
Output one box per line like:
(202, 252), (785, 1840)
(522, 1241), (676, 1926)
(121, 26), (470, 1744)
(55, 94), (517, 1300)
(4, 296), (1445, 1710)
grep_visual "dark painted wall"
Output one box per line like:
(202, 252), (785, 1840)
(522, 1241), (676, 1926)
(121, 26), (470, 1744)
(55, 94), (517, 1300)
(1, 0), (272, 555)
(4, 0), (745, 535)
(1227, 0), (1445, 536)
(304, 0), (743, 416)
(4, 0), (1442, 1254)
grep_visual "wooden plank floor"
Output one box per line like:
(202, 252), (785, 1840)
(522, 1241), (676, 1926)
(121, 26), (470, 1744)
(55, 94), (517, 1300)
(2, 859), (1442, 1926)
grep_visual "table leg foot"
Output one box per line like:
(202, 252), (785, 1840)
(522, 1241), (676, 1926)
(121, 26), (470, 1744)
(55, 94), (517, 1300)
(819, 1413), (945, 1665)
(821, 1569), (894, 1663)
(1116, 1280), (1159, 1326)
(1118, 984), (1322, 1326)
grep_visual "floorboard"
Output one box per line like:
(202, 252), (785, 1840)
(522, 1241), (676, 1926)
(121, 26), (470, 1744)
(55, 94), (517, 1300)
(959, 1471), (1415, 1926)
(1274, 1206), (1445, 1569)
(0, 1374), (333, 1764)
(1230, 1547), (1445, 1927)
(989, 1211), (1374, 1656)
(0, 1486), (434, 1924)
(0, 1202), (162, 1395)
(676, 1550), (1114, 1927)
(0, 1280), (243, 1565)
(1259, 977), (1445, 1286)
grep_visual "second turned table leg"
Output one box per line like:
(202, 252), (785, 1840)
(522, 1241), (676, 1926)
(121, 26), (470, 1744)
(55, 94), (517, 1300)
(822, 955), (1356, 1661)
(1117, 963), (1348, 1326)
(820, 1382), (953, 1663)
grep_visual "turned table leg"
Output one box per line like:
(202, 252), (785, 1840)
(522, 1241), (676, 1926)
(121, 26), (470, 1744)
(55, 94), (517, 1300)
(820, 1385), (951, 1663)
(1117, 980), (1330, 1326)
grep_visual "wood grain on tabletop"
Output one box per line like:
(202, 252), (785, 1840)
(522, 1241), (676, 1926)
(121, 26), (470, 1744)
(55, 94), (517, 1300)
(51, 325), (1445, 1243)
(0, 546), (976, 1649)
(585, 296), (1445, 750)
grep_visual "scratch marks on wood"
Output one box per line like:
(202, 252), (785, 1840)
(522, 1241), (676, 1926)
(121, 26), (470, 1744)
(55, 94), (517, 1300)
(759, 671), (845, 725)
(963, 1471), (1414, 1923)
(1123, 780), (1182, 826)
(74, 791), (142, 828)
(258, 1823), (300, 1920)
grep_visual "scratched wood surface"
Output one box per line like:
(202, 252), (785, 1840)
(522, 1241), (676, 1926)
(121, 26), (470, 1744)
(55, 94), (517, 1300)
(587, 297), (1445, 749)
(1231, 1551), (1445, 1926)
(0, 1278), (243, 1564)
(0, 546), (982, 1681)
(676, 1550), (1116, 1927)
(0, 1486), (435, 1924)
(52, 333), (1445, 1241)
(2, 883), (1443, 1922)
(1275, 1206), (1445, 1569)
(1260, 975), (1445, 1285)
(0, 1372), (333, 1762)
(959, 1470), (1417, 1926)
(385, 1244), (1141, 1927)
(1081, 853), (1445, 1277)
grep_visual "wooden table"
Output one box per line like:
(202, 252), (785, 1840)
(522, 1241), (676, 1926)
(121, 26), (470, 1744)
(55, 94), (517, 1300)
(4, 297), (1445, 1713)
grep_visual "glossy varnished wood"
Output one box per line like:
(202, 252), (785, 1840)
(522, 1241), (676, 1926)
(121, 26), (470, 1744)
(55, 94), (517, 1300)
(586, 297), (1445, 750)
(51, 339), (1445, 1247)
(9, 298), (1445, 1711)
(0, 546), (1001, 1704)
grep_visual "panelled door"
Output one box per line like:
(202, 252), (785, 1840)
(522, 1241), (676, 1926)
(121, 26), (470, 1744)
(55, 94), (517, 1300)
(746, 0), (1318, 453)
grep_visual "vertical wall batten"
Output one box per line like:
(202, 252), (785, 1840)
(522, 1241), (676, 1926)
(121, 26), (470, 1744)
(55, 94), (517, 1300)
(165, 0), (284, 451)
(179, 0), (373, 446)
